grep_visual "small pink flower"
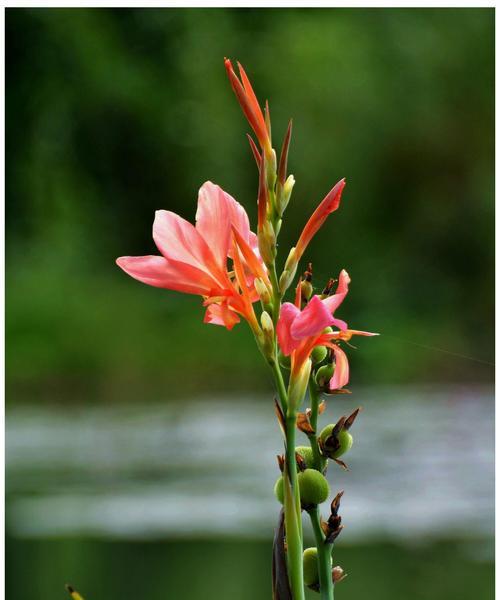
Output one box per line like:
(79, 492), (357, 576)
(277, 270), (376, 391)
(117, 181), (269, 331)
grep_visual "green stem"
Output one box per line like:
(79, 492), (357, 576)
(268, 263), (281, 324)
(284, 410), (305, 600)
(307, 380), (323, 471)
(308, 506), (334, 600)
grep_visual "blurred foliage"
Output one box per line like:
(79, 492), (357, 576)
(6, 8), (494, 401)
(6, 535), (494, 600)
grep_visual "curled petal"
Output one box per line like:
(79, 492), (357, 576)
(328, 345), (350, 390)
(116, 255), (218, 295)
(277, 302), (301, 356)
(204, 303), (240, 330)
(322, 270), (351, 314)
(290, 295), (334, 340)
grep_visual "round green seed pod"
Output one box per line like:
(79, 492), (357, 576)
(295, 445), (314, 468)
(319, 424), (353, 459)
(274, 476), (284, 504)
(298, 469), (330, 505)
(315, 363), (334, 387)
(278, 351), (291, 370)
(322, 326), (334, 335)
(311, 345), (328, 364)
(303, 547), (319, 586)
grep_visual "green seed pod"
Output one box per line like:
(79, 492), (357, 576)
(319, 424), (353, 459)
(303, 547), (319, 586)
(274, 476), (284, 504)
(315, 363), (334, 387)
(298, 468), (330, 505)
(278, 351), (291, 370)
(311, 345), (328, 364)
(295, 445), (314, 468)
(322, 326), (334, 335)
(300, 279), (313, 302)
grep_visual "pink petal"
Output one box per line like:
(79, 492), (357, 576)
(331, 318), (348, 331)
(277, 302), (301, 355)
(116, 255), (218, 295)
(203, 303), (241, 330)
(290, 295), (334, 340)
(153, 210), (224, 283)
(196, 181), (251, 267)
(322, 269), (351, 314)
(329, 345), (349, 390)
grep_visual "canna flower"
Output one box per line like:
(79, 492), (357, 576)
(224, 58), (273, 158)
(116, 181), (270, 332)
(277, 270), (376, 392)
(280, 179), (346, 294)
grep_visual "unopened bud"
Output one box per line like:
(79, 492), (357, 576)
(279, 247), (298, 295)
(265, 149), (277, 190)
(258, 221), (276, 266)
(254, 277), (272, 306)
(260, 311), (275, 358)
(288, 358), (311, 410)
(277, 174), (295, 216)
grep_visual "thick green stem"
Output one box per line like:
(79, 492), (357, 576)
(284, 411), (305, 600)
(308, 506), (334, 600)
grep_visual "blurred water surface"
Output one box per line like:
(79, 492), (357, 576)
(7, 385), (494, 543)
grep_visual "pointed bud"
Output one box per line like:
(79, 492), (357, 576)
(277, 174), (295, 216)
(258, 220), (276, 266)
(254, 277), (272, 306)
(260, 310), (275, 358)
(279, 247), (298, 295)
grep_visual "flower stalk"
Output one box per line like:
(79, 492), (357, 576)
(116, 58), (376, 600)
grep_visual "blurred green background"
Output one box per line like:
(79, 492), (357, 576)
(6, 7), (494, 401)
(6, 7), (494, 600)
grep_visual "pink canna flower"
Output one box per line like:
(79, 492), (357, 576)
(116, 181), (270, 331)
(277, 270), (376, 391)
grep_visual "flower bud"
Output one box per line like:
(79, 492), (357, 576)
(298, 468), (330, 505)
(319, 423), (353, 459)
(303, 547), (319, 587)
(300, 280), (313, 303)
(279, 247), (298, 295)
(311, 345), (327, 364)
(254, 277), (272, 306)
(288, 358), (312, 410)
(265, 149), (277, 190)
(258, 220), (276, 266)
(277, 174), (295, 216)
(315, 363), (334, 387)
(260, 310), (275, 358)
